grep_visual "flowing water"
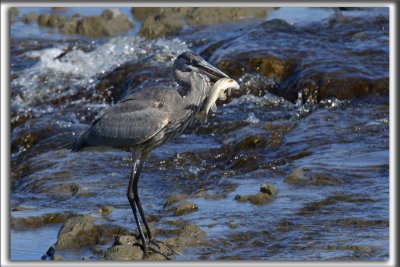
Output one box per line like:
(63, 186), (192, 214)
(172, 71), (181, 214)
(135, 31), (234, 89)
(10, 7), (389, 260)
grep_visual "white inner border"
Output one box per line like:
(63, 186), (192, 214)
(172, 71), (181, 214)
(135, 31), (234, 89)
(1, 2), (396, 267)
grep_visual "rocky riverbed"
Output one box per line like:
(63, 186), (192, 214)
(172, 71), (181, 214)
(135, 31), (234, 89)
(10, 7), (389, 260)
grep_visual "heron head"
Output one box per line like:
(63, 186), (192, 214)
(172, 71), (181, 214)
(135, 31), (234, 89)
(174, 51), (229, 81)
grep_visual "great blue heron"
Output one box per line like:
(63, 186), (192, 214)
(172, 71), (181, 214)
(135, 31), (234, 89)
(71, 51), (229, 259)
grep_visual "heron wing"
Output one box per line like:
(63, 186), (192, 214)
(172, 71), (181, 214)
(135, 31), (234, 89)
(88, 99), (169, 147)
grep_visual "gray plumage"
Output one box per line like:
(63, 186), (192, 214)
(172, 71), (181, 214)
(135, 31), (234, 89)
(72, 51), (228, 153)
(71, 50), (229, 259)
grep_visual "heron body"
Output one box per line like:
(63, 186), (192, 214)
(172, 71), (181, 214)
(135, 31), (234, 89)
(72, 51), (230, 259)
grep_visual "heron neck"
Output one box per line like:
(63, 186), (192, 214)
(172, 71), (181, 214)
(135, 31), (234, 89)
(176, 71), (211, 107)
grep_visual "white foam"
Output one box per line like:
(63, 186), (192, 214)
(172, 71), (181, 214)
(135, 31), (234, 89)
(11, 36), (189, 112)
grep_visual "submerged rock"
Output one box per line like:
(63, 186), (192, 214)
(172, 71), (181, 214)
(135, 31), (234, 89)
(285, 167), (344, 186)
(164, 194), (189, 207)
(173, 201), (198, 216)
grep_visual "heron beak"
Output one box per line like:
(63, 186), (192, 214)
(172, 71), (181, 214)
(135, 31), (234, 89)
(197, 60), (229, 80)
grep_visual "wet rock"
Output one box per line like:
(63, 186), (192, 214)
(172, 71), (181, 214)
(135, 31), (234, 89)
(217, 54), (296, 82)
(56, 215), (103, 250)
(100, 205), (113, 214)
(321, 245), (374, 256)
(45, 183), (79, 198)
(22, 13), (39, 24)
(164, 194), (189, 207)
(299, 195), (377, 215)
(11, 132), (40, 154)
(140, 16), (184, 39)
(173, 201), (198, 216)
(38, 14), (66, 28)
(164, 223), (207, 249)
(260, 183), (277, 195)
(228, 222), (238, 229)
(11, 212), (74, 230)
(70, 9), (134, 37)
(163, 219), (187, 228)
(131, 7), (162, 20)
(52, 255), (64, 260)
(285, 167), (344, 186)
(334, 218), (389, 227)
(12, 206), (38, 211)
(139, 7), (274, 39)
(51, 7), (66, 11)
(116, 235), (135, 245)
(223, 126), (269, 151)
(228, 152), (262, 172)
(277, 220), (295, 233)
(234, 192), (274, 205)
(35, 9), (133, 37)
(104, 244), (143, 260)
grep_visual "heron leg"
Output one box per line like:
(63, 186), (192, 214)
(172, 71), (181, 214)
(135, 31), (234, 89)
(127, 149), (148, 258)
(131, 151), (177, 260)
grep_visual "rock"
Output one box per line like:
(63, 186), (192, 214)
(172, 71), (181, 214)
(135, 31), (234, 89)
(45, 183), (79, 198)
(234, 192), (274, 205)
(277, 220), (296, 233)
(131, 7), (162, 20)
(179, 224), (206, 239)
(228, 222), (238, 228)
(72, 9), (133, 37)
(12, 206), (38, 211)
(103, 244), (143, 260)
(164, 223), (207, 249)
(116, 235), (135, 245)
(216, 53), (296, 82)
(139, 7), (274, 39)
(22, 13), (39, 24)
(35, 9), (133, 37)
(173, 201), (198, 216)
(52, 255), (64, 260)
(284, 167), (344, 186)
(51, 7), (66, 11)
(11, 212), (74, 230)
(140, 16), (184, 39)
(100, 205), (113, 214)
(334, 218), (389, 227)
(38, 14), (66, 28)
(164, 194), (189, 207)
(223, 126), (270, 151)
(299, 195), (377, 215)
(56, 215), (103, 250)
(260, 183), (277, 195)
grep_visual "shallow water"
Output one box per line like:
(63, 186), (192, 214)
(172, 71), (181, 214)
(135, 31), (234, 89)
(10, 7), (389, 261)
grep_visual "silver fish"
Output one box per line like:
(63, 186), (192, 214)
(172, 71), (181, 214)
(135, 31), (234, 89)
(197, 78), (240, 123)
